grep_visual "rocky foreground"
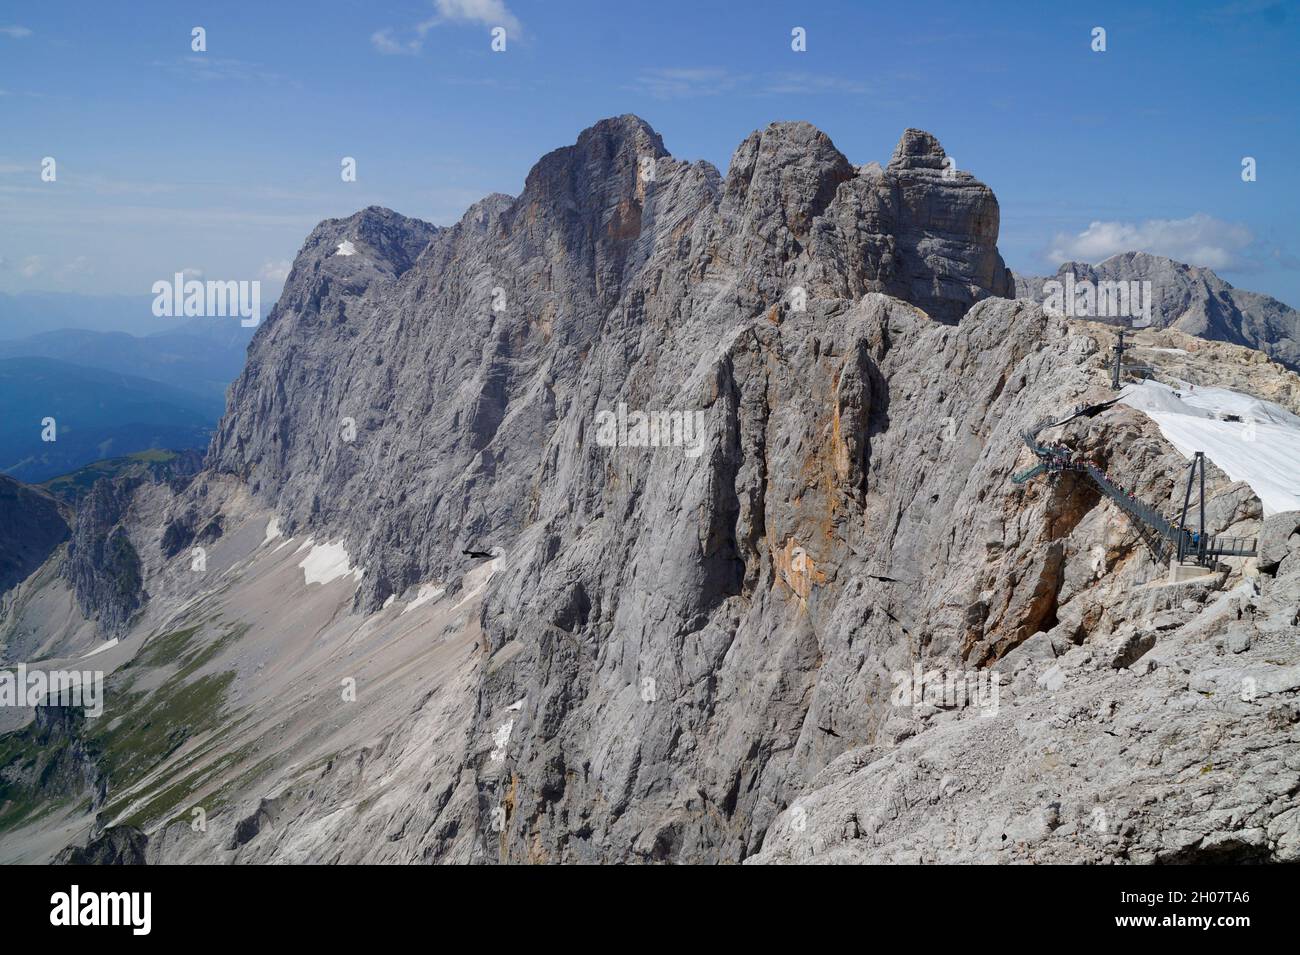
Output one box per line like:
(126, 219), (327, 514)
(1, 117), (1297, 864)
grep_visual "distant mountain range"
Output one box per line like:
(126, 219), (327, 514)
(0, 323), (252, 403)
(0, 291), (277, 340)
(0, 300), (253, 483)
(0, 292), (163, 339)
(0, 357), (222, 482)
(1014, 252), (1300, 371)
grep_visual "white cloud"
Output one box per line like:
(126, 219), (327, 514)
(0, 26), (33, 39)
(156, 56), (290, 85)
(260, 259), (292, 281)
(181, 267), (204, 280)
(430, 0), (521, 34)
(628, 68), (871, 100)
(373, 0), (521, 55)
(759, 73), (872, 95)
(370, 29), (420, 56)
(630, 68), (747, 99)
(20, 255), (43, 278)
(1049, 214), (1255, 271)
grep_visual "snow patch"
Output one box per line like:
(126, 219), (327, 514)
(489, 718), (514, 763)
(486, 696), (525, 764)
(451, 557), (501, 611)
(298, 540), (362, 587)
(81, 638), (119, 659)
(1121, 379), (1300, 516)
(263, 517), (282, 546)
(335, 240), (357, 256)
(400, 582), (446, 616)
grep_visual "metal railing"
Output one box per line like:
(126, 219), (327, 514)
(1016, 421), (1259, 566)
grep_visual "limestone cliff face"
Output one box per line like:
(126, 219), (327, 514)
(188, 117), (1299, 864)
(60, 478), (144, 637)
(210, 117), (1014, 614)
(12, 117), (1298, 866)
(471, 289), (1284, 861)
(58, 455), (203, 637)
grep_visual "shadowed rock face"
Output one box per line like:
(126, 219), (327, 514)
(883, 128), (1015, 320)
(1015, 252), (1300, 372)
(58, 453), (203, 636)
(54, 825), (147, 865)
(61, 479), (143, 637)
(0, 476), (69, 595)
(2, 705), (105, 840)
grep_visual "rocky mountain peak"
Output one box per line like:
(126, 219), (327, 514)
(208, 116), (1020, 608)
(722, 121), (855, 240)
(887, 127), (949, 171)
(521, 113), (667, 209)
(302, 206), (438, 277)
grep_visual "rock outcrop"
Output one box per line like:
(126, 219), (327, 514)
(60, 479), (144, 636)
(54, 825), (147, 865)
(880, 128), (1014, 320)
(0, 705), (104, 837)
(1257, 511), (1300, 574)
(60, 453), (202, 636)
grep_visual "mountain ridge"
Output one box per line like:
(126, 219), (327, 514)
(211, 114), (1015, 613)
(1015, 251), (1300, 371)
(2, 115), (1298, 866)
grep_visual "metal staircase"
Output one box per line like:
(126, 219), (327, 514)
(1015, 404), (1257, 566)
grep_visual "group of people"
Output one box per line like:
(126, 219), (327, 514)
(1044, 442), (1087, 468)
(1041, 443), (1150, 510)
(1107, 478), (1140, 505)
(1044, 443), (1105, 476)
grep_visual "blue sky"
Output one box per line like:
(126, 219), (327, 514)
(1, 0), (1297, 314)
